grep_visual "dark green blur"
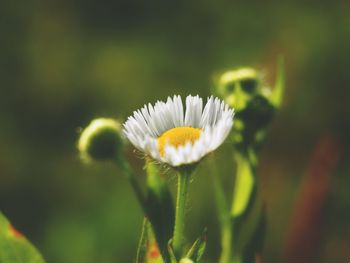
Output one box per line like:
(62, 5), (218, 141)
(1, 1), (350, 262)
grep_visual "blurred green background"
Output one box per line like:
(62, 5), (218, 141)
(1, 0), (350, 262)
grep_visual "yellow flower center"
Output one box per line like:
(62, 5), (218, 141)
(157, 127), (201, 157)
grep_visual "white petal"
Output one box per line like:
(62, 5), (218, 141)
(184, 95), (203, 127)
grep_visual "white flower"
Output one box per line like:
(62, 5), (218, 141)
(123, 95), (234, 167)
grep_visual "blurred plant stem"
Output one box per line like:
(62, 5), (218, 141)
(210, 155), (234, 263)
(144, 159), (174, 263)
(212, 148), (263, 263)
(214, 60), (284, 263)
(209, 156), (231, 263)
(116, 157), (147, 211)
(119, 156), (175, 263)
(172, 169), (192, 259)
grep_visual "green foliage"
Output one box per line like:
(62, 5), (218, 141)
(0, 213), (45, 263)
(136, 218), (164, 263)
(213, 153), (261, 263)
(185, 228), (207, 262)
(167, 241), (178, 263)
(136, 218), (149, 263)
(144, 160), (175, 262)
(212, 159), (232, 263)
(271, 57), (285, 108)
(213, 61), (285, 263)
(3, 0), (348, 261)
(240, 210), (266, 263)
(231, 155), (256, 218)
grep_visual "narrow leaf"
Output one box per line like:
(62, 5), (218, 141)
(167, 240), (178, 263)
(146, 223), (164, 263)
(231, 154), (256, 218)
(136, 218), (149, 263)
(0, 212), (45, 263)
(185, 228), (207, 262)
(271, 56), (285, 108)
(136, 218), (164, 263)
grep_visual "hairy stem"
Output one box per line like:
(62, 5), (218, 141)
(172, 170), (191, 258)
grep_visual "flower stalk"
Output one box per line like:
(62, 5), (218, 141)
(172, 169), (191, 258)
(213, 61), (284, 263)
(116, 157), (147, 211)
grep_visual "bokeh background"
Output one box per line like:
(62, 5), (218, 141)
(1, 0), (350, 262)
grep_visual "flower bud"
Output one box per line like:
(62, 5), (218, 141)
(215, 64), (285, 154)
(216, 68), (261, 111)
(179, 258), (194, 263)
(78, 118), (123, 162)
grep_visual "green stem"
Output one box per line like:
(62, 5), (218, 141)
(208, 156), (232, 263)
(219, 224), (232, 263)
(117, 158), (147, 212)
(172, 170), (191, 258)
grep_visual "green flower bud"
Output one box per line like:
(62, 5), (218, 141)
(78, 118), (123, 162)
(236, 95), (275, 131)
(216, 68), (262, 111)
(179, 258), (194, 263)
(233, 94), (275, 153)
(215, 61), (285, 155)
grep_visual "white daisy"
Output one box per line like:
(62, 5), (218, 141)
(123, 95), (234, 167)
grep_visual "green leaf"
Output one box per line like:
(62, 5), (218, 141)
(0, 212), (45, 263)
(136, 218), (164, 263)
(271, 56), (285, 108)
(167, 240), (178, 263)
(231, 153), (264, 263)
(231, 154), (256, 218)
(136, 218), (148, 263)
(185, 228), (207, 262)
(144, 159), (175, 263)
